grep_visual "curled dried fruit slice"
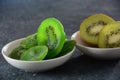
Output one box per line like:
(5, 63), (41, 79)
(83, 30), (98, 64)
(20, 46), (48, 61)
(20, 34), (37, 49)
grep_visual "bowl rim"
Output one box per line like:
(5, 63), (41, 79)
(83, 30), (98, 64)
(71, 31), (120, 50)
(1, 38), (75, 63)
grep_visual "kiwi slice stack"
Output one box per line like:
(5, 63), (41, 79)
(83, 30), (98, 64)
(80, 14), (115, 45)
(80, 13), (120, 48)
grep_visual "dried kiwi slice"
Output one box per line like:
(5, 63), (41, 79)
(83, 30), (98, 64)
(37, 18), (66, 59)
(9, 46), (26, 59)
(20, 46), (48, 61)
(98, 22), (120, 48)
(58, 40), (76, 56)
(20, 33), (37, 49)
(80, 14), (115, 45)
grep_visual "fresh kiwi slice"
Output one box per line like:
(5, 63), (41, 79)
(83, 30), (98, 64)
(98, 22), (120, 48)
(80, 14), (115, 45)
(20, 46), (48, 61)
(37, 18), (66, 59)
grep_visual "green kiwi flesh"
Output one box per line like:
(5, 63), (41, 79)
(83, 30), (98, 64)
(37, 18), (66, 59)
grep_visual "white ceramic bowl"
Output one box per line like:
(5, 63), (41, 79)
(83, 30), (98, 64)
(71, 31), (120, 59)
(2, 38), (75, 72)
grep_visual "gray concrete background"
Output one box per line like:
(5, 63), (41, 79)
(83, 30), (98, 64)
(0, 0), (120, 80)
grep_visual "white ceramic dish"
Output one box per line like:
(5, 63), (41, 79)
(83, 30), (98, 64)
(2, 38), (75, 72)
(71, 31), (120, 59)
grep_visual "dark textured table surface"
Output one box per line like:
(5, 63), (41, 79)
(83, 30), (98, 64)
(0, 0), (120, 80)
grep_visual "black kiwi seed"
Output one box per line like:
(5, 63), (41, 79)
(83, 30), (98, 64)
(86, 20), (107, 36)
(46, 26), (58, 50)
(86, 26), (91, 33)
(98, 20), (107, 25)
(105, 29), (120, 48)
